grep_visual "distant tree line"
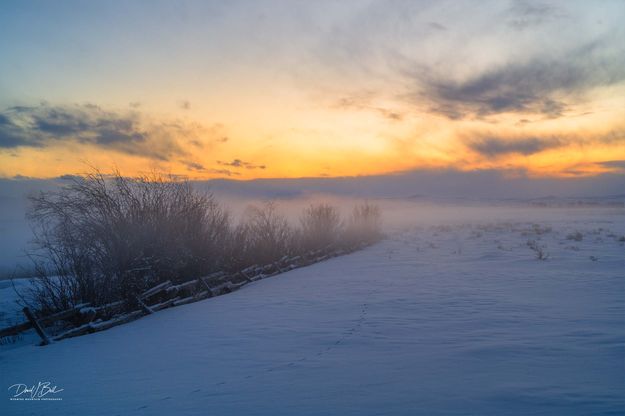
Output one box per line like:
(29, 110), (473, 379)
(24, 170), (382, 313)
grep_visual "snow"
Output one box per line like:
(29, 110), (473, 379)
(1, 205), (624, 415)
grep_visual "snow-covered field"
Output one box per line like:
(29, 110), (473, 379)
(1, 206), (624, 415)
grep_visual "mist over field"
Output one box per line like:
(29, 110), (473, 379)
(1, 170), (623, 277)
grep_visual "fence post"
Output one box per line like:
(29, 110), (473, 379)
(200, 277), (215, 297)
(135, 297), (154, 314)
(22, 307), (51, 346)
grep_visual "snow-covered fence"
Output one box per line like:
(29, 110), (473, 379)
(1, 242), (372, 346)
(0, 302), (90, 339)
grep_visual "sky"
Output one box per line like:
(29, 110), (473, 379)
(0, 0), (624, 180)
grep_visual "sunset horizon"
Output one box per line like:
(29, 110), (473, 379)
(1, 0), (624, 180)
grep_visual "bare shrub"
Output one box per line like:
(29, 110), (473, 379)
(26, 170), (230, 312)
(24, 171), (385, 315)
(228, 202), (296, 269)
(566, 231), (584, 241)
(344, 202), (382, 245)
(299, 203), (342, 251)
(531, 224), (552, 235)
(527, 239), (549, 261)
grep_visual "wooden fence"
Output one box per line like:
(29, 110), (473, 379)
(0, 242), (368, 346)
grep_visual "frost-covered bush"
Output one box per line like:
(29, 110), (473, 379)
(227, 202), (296, 270)
(25, 170), (384, 314)
(27, 170), (230, 312)
(344, 202), (383, 245)
(299, 203), (343, 251)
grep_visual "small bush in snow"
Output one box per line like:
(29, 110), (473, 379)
(526, 239), (549, 261)
(532, 224), (552, 235)
(566, 231), (584, 242)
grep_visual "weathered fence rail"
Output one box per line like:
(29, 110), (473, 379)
(0, 242), (371, 346)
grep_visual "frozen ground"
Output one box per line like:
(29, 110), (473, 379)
(1, 206), (624, 415)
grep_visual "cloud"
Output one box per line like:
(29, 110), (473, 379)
(465, 128), (625, 157)
(376, 108), (403, 121)
(427, 22), (447, 31)
(467, 136), (562, 156)
(316, 3), (624, 121)
(334, 93), (405, 121)
(0, 103), (144, 146)
(188, 123), (229, 148)
(180, 160), (244, 177)
(507, 0), (564, 30)
(412, 40), (625, 119)
(0, 103), (203, 160)
(597, 160), (625, 172)
(181, 161), (206, 172)
(217, 159), (266, 170)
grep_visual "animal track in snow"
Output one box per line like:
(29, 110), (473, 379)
(201, 301), (371, 392)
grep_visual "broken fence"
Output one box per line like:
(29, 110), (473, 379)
(0, 243), (369, 346)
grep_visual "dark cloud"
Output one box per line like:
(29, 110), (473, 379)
(597, 160), (625, 171)
(466, 128), (625, 157)
(218, 159), (266, 170)
(408, 40), (625, 119)
(427, 22), (447, 31)
(0, 103), (185, 160)
(181, 161), (206, 172)
(468, 136), (562, 156)
(222, 159), (243, 167)
(0, 129), (28, 148)
(376, 108), (403, 121)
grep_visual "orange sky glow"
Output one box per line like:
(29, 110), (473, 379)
(1, 1), (624, 180)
